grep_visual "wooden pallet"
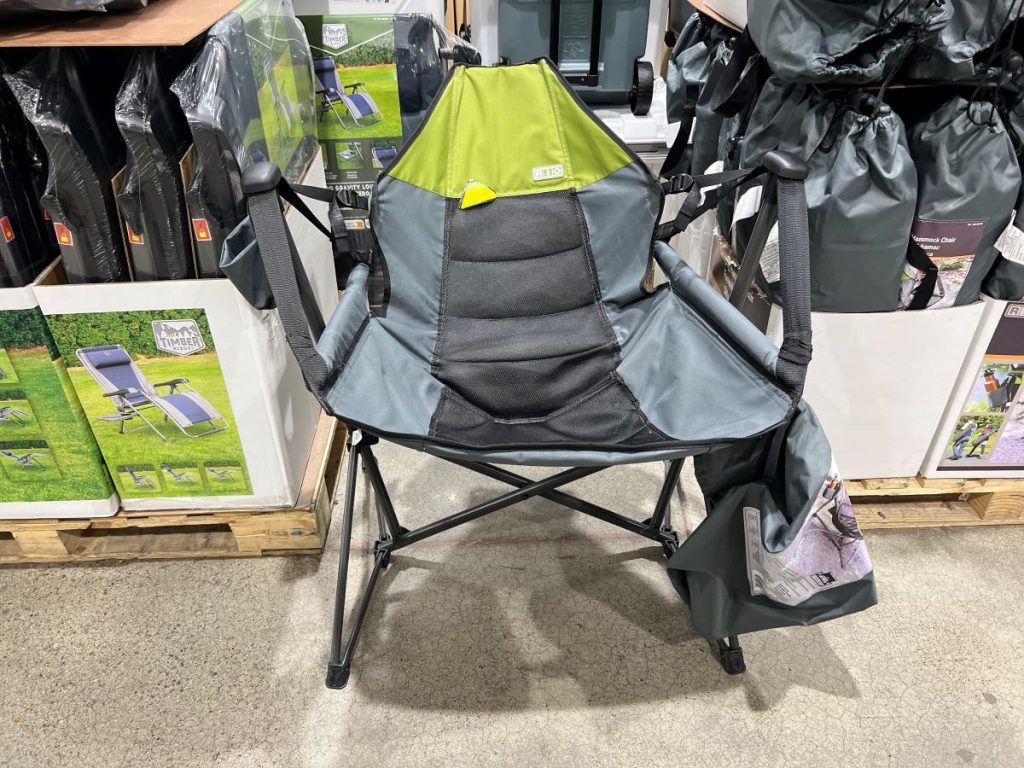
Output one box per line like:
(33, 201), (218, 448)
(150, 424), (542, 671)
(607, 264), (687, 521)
(850, 476), (1024, 530)
(0, 414), (345, 565)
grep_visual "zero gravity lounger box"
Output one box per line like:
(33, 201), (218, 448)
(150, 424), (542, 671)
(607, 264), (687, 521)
(0, 261), (119, 519)
(34, 155), (337, 512)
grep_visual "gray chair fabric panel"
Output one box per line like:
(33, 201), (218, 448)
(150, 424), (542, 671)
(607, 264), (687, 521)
(323, 321), (444, 437)
(317, 264), (370, 373)
(616, 288), (791, 442)
(577, 163), (660, 327)
(371, 175), (446, 365)
(653, 241), (780, 373)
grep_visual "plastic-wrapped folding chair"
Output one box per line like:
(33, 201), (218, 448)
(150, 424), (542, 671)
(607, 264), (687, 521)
(236, 59), (877, 690)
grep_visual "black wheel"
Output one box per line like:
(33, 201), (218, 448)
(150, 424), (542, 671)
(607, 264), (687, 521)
(630, 59), (654, 116)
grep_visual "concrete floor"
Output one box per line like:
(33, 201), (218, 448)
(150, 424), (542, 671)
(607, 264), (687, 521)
(2, 444), (1023, 768)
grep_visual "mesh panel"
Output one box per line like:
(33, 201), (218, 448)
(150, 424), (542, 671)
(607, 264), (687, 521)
(442, 304), (611, 363)
(430, 375), (670, 447)
(448, 190), (584, 261)
(444, 246), (596, 319)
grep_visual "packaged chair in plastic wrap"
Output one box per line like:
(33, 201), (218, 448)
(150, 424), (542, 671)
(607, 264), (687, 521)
(908, 0), (1024, 80)
(901, 98), (1020, 309)
(0, 73), (56, 288)
(115, 48), (196, 282)
(733, 85), (918, 312)
(0, 0), (147, 16)
(5, 48), (131, 284)
(747, 0), (950, 84)
(231, 60), (877, 686)
(172, 0), (317, 277)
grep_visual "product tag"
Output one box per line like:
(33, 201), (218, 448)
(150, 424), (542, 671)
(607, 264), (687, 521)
(995, 216), (1024, 266)
(759, 223), (780, 283)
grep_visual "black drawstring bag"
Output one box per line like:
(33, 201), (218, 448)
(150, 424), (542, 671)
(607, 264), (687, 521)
(901, 98), (1021, 309)
(747, 0), (950, 84)
(908, 0), (1024, 81)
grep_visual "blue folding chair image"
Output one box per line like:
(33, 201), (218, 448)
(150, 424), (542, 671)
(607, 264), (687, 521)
(370, 144), (397, 169)
(313, 56), (383, 127)
(77, 345), (228, 442)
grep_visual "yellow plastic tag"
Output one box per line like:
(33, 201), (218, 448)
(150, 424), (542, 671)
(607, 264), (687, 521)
(459, 180), (497, 209)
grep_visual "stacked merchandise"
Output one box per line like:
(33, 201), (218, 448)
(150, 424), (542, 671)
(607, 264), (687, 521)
(665, 0), (1024, 313)
(0, 0), (334, 513)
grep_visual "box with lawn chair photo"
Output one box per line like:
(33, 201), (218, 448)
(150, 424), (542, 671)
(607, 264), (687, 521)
(32, 152), (339, 513)
(0, 261), (118, 520)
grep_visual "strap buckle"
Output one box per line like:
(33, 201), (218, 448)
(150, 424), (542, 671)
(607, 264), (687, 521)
(664, 174), (694, 195)
(337, 189), (365, 209)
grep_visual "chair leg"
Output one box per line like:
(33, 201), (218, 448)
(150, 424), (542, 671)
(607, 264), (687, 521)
(715, 635), (746, 675)
(326, 433), (401, 690)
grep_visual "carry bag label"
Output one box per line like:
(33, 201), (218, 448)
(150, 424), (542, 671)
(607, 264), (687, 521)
(759, 223), (780, 283)
(532, 164), (565, 182)
(995, 217), (1024, 266)
(900, 217), (987, 309)
(743, 462), (872, 607)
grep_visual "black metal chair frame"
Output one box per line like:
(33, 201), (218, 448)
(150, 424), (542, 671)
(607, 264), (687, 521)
(325, 428), (746, 690)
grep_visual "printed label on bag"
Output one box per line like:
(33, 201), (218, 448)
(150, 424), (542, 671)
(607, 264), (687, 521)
(0, 216), (14, 243)
(759, 223), (780, 283)
(532, 164), (565, 182)
(743, 461), (872, 607)
(900, 217), (986, 309)
(995, 217), (1024, 266)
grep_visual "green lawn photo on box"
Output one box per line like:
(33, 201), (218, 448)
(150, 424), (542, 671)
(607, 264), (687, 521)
(303, 15), (404, 186)
(46, 309), (252, 499)
(0, 347), (20, 384)
(0, 309), (113, 503)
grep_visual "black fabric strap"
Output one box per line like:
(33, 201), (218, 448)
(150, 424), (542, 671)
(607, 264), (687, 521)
(708, 30), (760, 118)
(655, 167), (765, 240)
(246, 183), (334, 399)
(774, 176), (812, 396)
(905, 241), (939, 310)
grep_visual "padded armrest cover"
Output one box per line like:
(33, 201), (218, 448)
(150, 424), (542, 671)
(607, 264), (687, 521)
(317, 263), (370, 374)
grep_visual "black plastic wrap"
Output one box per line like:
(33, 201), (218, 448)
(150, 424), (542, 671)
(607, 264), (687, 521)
(0, 73), (56, 287)
(172, 0), (317, 278)
(115, 48), (195, 281)
(0, 0), (148, 17)
(5, 48), (131, 284)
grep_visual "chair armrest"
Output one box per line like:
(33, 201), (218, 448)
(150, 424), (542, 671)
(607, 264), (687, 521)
(153, 378), (188, 388)
(344, 82), (364, 92)
(103, 388), (131, 398)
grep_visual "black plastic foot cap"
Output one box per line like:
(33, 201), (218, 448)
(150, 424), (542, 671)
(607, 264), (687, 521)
(326, 662), (351, 689)
(720, 647), (747, 675)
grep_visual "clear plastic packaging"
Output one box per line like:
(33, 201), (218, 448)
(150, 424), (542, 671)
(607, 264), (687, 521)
(115, 47), (195, 281)
(0, 72), (56, 287)
(4, 48), (131, 284)
(172, 0), (318, 277)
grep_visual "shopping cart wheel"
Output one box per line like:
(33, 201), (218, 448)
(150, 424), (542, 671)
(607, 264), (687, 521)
(630, 59), (654, 116)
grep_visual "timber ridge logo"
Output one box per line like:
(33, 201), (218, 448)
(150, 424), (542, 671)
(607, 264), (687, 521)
(152, 320), (206, 357)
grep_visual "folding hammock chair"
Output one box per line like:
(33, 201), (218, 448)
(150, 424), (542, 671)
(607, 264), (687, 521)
(77, 345), (228, 441)
(237, 60), (877, 690)
(313, 57), (382, 128)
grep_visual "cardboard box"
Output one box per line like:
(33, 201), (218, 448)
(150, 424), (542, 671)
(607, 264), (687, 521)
(923, 298), (1024, 478)
(34, 154), (338, 512)
(0, 261), (119, 519)
(766, 302), (988, 479)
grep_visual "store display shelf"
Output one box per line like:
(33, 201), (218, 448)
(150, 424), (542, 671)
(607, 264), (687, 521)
(0, 413), (344, 565)
(850, 476), (1024, 529)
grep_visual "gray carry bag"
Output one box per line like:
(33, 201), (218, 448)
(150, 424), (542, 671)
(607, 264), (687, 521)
(747, 0), (950, 84)
(733, 86), (918, 312)
(902, 97), (1021, 309)
(984, 95), (1024, 300)
(908, 0), (1024, 81)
